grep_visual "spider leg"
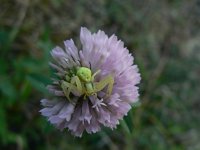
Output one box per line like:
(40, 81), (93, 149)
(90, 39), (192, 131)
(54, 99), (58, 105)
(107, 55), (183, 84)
(64, 76), (84, 101)
(70, 76), (83, 95)
(94, 75), (114, 96)
(65, 74), (70, 81)
(61, 81), (77, 103)
(91, 70), (101, 81)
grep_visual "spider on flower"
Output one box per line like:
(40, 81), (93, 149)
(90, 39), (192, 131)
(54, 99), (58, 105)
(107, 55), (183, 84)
(60, 67), (114, 103)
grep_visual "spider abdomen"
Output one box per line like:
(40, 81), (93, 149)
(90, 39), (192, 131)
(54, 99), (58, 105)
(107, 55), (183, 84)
(85, 82), (95, 95)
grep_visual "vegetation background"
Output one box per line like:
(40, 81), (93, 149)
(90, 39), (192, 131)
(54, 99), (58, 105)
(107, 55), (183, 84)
(0, 0), (200, 149)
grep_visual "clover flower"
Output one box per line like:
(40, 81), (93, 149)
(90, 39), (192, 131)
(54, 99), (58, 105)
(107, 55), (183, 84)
(40, 27), (141, 137)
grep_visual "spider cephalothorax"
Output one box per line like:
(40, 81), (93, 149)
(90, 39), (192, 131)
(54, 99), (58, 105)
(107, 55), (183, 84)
(61, 67), (114, 102)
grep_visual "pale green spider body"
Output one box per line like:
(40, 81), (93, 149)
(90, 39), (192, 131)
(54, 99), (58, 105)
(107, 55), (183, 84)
(61, 67), (114, 102)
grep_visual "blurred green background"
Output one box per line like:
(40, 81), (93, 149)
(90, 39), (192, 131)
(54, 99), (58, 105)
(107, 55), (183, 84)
(0, 0), (200, 149)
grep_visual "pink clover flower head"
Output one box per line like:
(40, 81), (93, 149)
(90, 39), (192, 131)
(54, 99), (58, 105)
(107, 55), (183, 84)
(40, 27), (141, 137)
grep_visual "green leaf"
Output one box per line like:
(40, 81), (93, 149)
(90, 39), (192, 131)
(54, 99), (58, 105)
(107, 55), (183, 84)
(0, 105), (8, 144)
(123, 111), (134, 134)
(26, 74), (50, 94)
(0, 76), (17, 100)
(20, 80), (32, 102)
(120, 119), (131, 135)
